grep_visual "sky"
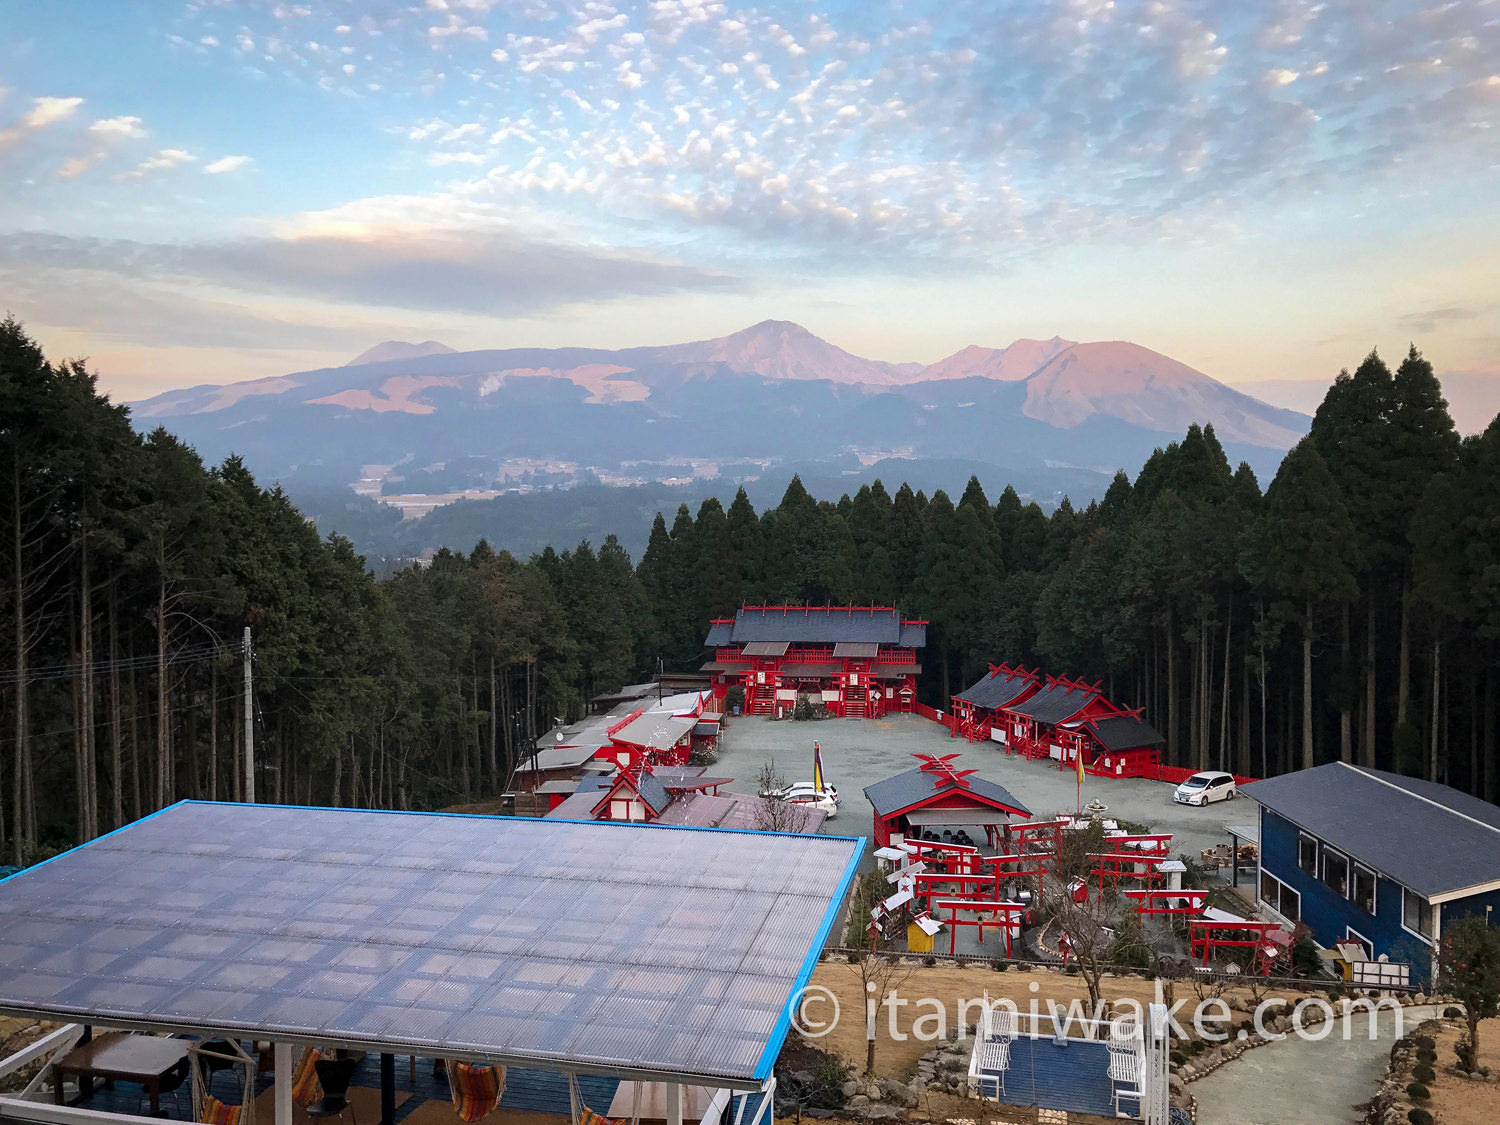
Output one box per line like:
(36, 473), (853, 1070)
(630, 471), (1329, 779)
(1, 0), (1498, 418)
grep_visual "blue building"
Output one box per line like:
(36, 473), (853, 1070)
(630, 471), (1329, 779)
(1242, 762), (1500, 980)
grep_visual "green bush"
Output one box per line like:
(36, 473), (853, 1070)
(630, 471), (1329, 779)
(992, 960), (1009, 972)
(923, 955), (937, 967)
(1170, 1051), (1186, 1067)
(1406, 1082), (1430, 1101)
(808, 1056), (850, 1110)
(1064, 964), (1079, 976)
(1415, 1035), (1436, 1050)
(1445, 1006), (1464, 1019)
(793, 696), (817, 721)
(1408, 1109), (1433, 1125)
(1412, 1064), (1435, 1084)
(1416, 1048), (1437, 1064)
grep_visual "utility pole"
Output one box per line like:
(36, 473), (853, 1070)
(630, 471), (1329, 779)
(243, 626), (255, 803)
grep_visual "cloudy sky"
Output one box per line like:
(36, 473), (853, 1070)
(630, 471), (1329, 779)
(1, 0), (1498, 413)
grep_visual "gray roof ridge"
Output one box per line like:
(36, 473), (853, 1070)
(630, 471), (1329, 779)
(1340, 761), (1500, 839)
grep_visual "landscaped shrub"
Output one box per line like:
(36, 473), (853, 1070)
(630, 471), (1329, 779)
(1170, 1052), (1186, 1067)
(923, 955), (937, 967)
(1413, 1064), (1435, 1084)
(1408, 1109), (1433, 1125)
(1415, 1035), (1436, 1050)
(1417, 1047), (1438, 1065)
(1064, 964), (1079, 976)
(1406, 1083), (1430, 1101)
(1445, 1006), (1463, 1018)
(992, 960), (1008, 972)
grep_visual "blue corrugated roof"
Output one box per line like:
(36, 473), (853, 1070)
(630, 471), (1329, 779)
(863, 766), (1030, 819)
(1242, 762), (1500, 900)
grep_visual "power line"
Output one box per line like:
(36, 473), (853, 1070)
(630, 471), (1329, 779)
(0, 641), (244, 687)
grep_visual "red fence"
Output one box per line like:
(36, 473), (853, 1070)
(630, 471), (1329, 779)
(912, 702), (958, 732)
(909, 704), (1259, 784)
(1155, 765), (1260, 787)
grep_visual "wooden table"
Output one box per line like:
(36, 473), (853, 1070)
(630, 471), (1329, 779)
(52, 1031), (190, 1115)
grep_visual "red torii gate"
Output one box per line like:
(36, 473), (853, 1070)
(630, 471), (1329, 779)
(902, 838), (984, 874)
(931, 898), (1026, 956)
(1122, 888), (1210, 922)
(1089, 851), (1169, 897)
(1189, 917), (1287, 973)
(912, 870), (1003, 910)
(1010, 819), (1068, 856)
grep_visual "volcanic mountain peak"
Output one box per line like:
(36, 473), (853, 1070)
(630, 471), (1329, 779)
(657, 319), (923, 385)
(921, 336), (1075, 382)
(346, 340), (457, 367)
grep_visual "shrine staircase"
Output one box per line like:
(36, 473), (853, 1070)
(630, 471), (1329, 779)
(843, 680), (868, 718)
(745, 680), (777, 715)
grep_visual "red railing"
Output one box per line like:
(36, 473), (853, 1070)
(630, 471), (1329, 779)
(913, 702), (958, 732)
(715, 648), (748, 663)
(874, 648), (917, 665)
(1155, 765), (1260, 786)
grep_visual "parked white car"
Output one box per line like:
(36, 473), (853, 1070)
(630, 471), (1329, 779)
(775, 783), (839, 818)
(1173, 771), (1237, 806)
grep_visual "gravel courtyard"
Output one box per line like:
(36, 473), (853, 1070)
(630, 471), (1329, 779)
(712, 713), (1253, 872)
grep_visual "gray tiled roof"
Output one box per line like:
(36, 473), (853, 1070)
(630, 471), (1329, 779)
(863, 766), (1030, 819)
(1088, 715), (1164, 751)
(704, 621), (735, 646)
(705, 606), (929, 648)
(953, 667), (1037, 710)
(1008, 680), (1099, 724)
(1241, 762), (1500, 900)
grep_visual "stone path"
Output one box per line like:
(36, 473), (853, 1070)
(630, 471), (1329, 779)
(1192, 1004), (1446, 1125)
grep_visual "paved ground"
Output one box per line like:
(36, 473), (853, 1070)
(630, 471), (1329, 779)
(713, 714), (1252, 869)
(1192, 1004), (1446, 1125)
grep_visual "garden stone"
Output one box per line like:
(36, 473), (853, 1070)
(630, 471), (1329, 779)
(850, 1095), (870, 1107)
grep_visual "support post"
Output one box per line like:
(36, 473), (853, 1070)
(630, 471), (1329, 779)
(666, 1084), (683, 1125)
(243, 626), (255, 803)
(380, 1053), (395, 1125)
(274, 1043), (292, 1125)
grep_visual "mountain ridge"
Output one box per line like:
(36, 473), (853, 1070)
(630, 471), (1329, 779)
(131, 321), (1310, 509)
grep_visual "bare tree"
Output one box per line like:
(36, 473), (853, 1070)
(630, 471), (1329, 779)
(847, 951), (915, 1076)
(752, 757), (801, 832)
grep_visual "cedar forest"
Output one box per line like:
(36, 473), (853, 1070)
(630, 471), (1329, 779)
(3, 315), (1499, 863)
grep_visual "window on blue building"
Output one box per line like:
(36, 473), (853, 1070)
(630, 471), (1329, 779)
(1261, 871), (1301, 922)
(1402, 889), (1433, 938)
(1322, 849), (1349, 898)
(1298, 833), (1318, 877)
(1352, 865), (1376, 915)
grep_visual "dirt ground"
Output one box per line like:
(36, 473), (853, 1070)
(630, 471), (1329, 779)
(805, 960), (1267, 1080)
(1425, 1017), (1500, 1125)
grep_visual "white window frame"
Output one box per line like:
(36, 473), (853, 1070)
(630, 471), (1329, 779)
(1259, 870), (1301, 923)
(1321, 846), (1350, 897)
(1344, 926), (1373, 960)
(1351, 863), (1377, 915)
(1297, 832), (1319, 877)
(1401, 887), (1435, 942)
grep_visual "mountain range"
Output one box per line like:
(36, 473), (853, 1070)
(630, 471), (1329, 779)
(134, 321), (1310, 550)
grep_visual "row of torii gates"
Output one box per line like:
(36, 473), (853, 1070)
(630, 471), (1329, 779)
(871, 809), (1288, 972)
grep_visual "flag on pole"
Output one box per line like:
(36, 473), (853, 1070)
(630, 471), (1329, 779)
(813, 741), (825, 793)
(1076, 751), (1085, 787)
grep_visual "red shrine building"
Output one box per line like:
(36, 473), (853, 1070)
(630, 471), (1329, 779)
(954, 666), (1166, 778)
(703, 605), (925, 718)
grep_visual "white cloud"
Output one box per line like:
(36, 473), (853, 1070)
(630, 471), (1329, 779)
(23, 95), (84, 129)
(119, 147), (196, 180)
(56, 152), (105, 179)
(88, 115), (146, 139)
(0, 94), (84, 147)
(204, 155), (253, 174)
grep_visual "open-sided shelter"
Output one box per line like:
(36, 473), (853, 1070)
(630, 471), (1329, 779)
(0, 802), (861, 1125)
(863, 753), (1031, 850)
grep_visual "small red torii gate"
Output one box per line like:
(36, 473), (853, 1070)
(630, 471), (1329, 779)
(1010, 819), (1068, 856)
(930, 897), (1026, 956)
(1189, 917), (1287, 973)
(902, 838), (984, 874)
(912, 870), (1003, 910)
(1089, 851), (1169, 897)
(1122, 887), (1210, 922)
